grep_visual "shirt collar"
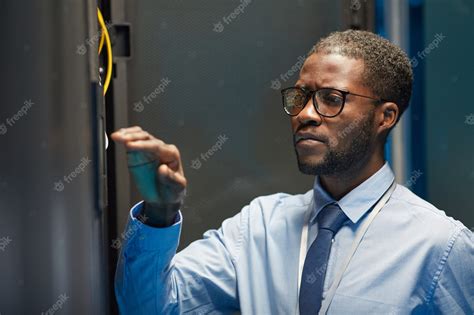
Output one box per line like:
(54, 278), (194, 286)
(310, 162), (395, 225)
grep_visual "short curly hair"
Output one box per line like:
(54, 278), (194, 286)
(310, 30), (413, 123)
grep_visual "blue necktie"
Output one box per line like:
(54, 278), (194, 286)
(299, 203), (349, 315)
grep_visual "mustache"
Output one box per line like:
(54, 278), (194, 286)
(293, 124), (329, 143)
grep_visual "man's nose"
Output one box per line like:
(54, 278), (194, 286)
(296, 97), (323, 125)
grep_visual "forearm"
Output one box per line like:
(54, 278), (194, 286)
(115, 202), (182, 314)
(115, 201), (242, 314)
(115, 248), (179, 314)
(140, 201), (181, 227)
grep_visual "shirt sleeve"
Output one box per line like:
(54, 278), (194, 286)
(429, 227), (474, 314)
(115, 201), (245, 314)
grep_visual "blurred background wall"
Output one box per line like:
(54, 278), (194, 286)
(422, 0), (474, 227)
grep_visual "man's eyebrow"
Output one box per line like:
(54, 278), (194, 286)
(295, 83), (351, 92)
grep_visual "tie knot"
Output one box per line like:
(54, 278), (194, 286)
(316, 203), (348, 233)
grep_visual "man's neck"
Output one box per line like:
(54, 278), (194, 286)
(319, 154), (385, 201)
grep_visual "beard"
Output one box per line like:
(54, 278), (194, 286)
(294, 112), (375, 176)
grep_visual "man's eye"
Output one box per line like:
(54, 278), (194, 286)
(294, 95), (305, 102)
(321, 93), (343, 105)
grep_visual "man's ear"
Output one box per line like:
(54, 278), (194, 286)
(377, 102), (399, 135)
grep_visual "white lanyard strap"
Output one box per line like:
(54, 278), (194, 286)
(296, 207), (312, 315)
(297, 208), (312, 296)
(318, 180), (396, 315)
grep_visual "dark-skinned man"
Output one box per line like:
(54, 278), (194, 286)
(113, 30), (473, 314)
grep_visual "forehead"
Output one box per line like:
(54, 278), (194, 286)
(296, 53), (365, 89)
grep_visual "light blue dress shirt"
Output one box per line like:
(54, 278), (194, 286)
(115, 162), (474, 314)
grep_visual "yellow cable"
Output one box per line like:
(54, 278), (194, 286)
(97, 8), (112, 95)
(98, 32), (105, 54)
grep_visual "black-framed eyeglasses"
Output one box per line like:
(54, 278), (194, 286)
(281, 86), (386, 117)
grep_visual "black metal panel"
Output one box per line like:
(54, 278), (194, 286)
(0, 0), (108, 314)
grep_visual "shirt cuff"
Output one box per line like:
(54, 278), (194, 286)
(127, 200), (182, 252)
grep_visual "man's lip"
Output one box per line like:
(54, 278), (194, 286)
(295, 132), (325, 143)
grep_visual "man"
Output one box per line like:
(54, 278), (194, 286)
(112, 30), (474, 314)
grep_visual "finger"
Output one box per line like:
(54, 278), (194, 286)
(157, 164), (187, 189)
(112, 132), (151, 144)
(156, 165), (187, 204)
(118, 131), (152, 142)
(125, 140), (182, 172)
(117, 126), (143, 134)
(111, 126), (144, 141)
